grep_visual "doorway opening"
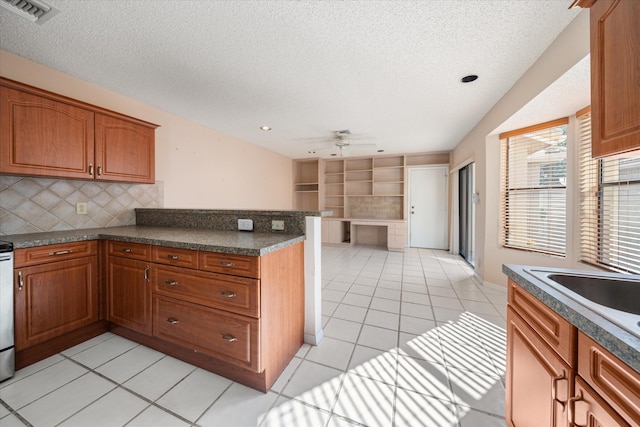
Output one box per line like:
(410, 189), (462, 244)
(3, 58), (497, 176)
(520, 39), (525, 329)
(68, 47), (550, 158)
(458, 163), (475, 266)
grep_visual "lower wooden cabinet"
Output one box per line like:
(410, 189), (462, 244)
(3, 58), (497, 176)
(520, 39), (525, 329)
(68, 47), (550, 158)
(14, 255), (99, 350)
(507, 279), (640, 427)
(506, 306), (572, 427)
(14, 238), (303, 393)
(106, 250), (152, 336)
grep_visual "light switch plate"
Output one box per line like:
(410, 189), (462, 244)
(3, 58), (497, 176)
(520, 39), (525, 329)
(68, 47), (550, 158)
(238, 219), (253, 231)
(272, 220), (285, 231)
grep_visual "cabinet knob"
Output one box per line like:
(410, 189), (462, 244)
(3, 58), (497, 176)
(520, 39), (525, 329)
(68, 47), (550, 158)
(220, 333), (238, 342)
(220, 291), (237, 298)
(167, 255), (180, 260)
(165, 280), (178, 286)
(166, 318), (179, 325)
(218, 262), (235, 267)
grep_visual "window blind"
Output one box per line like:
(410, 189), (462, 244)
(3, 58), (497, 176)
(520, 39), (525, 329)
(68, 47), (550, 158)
(500, 118), (568, 255)
(578, 108), (640, 274)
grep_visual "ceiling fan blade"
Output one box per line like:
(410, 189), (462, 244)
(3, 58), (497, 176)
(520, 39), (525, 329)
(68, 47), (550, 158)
(347, 142), (377, 147)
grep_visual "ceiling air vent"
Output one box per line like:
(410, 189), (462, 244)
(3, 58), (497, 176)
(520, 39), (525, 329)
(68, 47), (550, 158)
(0, 0), (59, 24)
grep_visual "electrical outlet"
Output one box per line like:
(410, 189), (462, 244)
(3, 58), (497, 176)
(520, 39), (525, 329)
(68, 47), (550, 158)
(238, 219), (253, 231)
(272, 220), (285, 231)
(76, 202), (87, 215)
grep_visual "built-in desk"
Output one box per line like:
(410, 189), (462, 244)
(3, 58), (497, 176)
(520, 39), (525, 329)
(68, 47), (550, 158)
(321, 218), (406, 251)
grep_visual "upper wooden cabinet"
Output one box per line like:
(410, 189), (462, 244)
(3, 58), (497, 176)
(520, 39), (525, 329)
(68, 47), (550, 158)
(95, 113), (155, 183)
(0, 78), (158, 183)
(580, 0), (640, 157)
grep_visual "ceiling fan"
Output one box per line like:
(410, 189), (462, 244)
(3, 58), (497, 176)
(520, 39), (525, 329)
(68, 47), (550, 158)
(308, 130), (376, 157)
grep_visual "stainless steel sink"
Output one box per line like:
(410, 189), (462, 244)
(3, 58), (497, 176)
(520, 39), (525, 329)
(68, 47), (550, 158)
(546, 274), (640, 315)
(524, 269), (640, 338)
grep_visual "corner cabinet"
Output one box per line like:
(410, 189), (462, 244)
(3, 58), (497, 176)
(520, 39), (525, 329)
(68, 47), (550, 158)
(574, 0), (640, 157)
(506, 279), (640, 427)
(0, 78), (157, 183)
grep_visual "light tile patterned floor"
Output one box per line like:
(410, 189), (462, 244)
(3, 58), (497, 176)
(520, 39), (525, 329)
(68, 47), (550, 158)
(0, 245), (508, 427)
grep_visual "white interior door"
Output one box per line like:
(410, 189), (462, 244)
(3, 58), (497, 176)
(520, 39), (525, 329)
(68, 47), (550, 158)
(408, 166), (448, 249)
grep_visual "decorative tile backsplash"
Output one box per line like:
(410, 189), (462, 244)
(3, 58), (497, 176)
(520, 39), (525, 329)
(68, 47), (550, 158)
(0, 175), (163, 235)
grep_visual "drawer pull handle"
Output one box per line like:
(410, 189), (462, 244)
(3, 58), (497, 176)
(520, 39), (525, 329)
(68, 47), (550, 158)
(166, 318), (179, 325)
(165, 280), (178, 286)
(97, 165), (102, 177)
(123, 248), (133, 253)
(144, 266), (150, 282)
(218, 262), (235, 267)
(89, 163), (94, 176)
(220, 291), (237, 298)
(18, 271), (24, 291)
(220, 334), (237, 342)
(167, 255), (180, 260)
(49, 250), (72, 256)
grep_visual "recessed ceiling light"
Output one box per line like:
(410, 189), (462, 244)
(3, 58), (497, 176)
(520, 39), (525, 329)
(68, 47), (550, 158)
(308, 150), (316, 154)
(461, 75), (478, 83)
(330, 153), (337, 157)
(377, 149), (385, 153)
(260, 126), (272, 131)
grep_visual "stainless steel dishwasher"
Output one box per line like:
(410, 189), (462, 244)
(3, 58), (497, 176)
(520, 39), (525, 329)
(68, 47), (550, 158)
(0, 240), (14, 381)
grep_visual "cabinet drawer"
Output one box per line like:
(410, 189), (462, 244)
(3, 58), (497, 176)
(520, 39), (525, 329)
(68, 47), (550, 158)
(578, 332), (640, 426)
(388, 235), (405, 249)
(152, 265), (259, 318)
(152, 246), (198, 269)
(14, 240), (98, 268)
(106, 241), (151, 261)
(153, 296), (260, 372)
(387, 222), (406, 235)
(199, 252), (260, 279)
(508, 279), (576, 366)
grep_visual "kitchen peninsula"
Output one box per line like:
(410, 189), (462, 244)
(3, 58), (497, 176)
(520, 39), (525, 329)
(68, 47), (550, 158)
(3, 208), (330, 392)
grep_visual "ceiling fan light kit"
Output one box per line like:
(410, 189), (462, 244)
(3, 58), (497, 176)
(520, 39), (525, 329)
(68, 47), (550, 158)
(306, 129), (377, 157)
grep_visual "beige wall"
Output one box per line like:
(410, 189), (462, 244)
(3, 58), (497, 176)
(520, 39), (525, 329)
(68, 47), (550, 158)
(0, 50), (293, 210)
(450, 11), (593, 286)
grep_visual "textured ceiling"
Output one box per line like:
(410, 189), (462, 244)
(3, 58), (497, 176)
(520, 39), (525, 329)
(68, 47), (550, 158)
(0, 1), (581, 159)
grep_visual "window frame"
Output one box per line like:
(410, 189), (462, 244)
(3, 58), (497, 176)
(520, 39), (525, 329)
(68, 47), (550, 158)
(499, 117), (569, 256)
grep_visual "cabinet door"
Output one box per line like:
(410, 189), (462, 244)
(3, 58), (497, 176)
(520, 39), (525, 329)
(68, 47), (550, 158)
(571, 377), (632, 427)
(590, 0), (640, 157)
(578, 332), (640, 426)
(14, 256), (99, 349)
(95, 113), (155, 183)
(506, 307), (572, 427)
(107, 256), (152, 335)
(0, 86), (94, 178)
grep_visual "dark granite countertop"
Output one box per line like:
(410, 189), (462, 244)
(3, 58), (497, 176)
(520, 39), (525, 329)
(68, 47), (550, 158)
(503, 264), (640, 375)
(2, 226), (305, 256)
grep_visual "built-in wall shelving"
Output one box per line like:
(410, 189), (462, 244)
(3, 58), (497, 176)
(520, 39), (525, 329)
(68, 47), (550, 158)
(293, 159), (319, 210)
(293, 152), (449, 219)
(323, 159), (344, 218)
